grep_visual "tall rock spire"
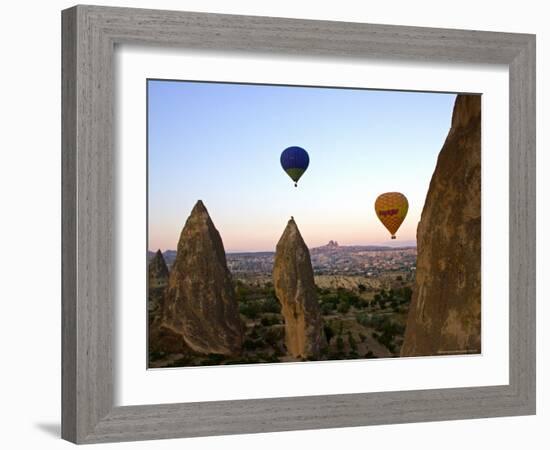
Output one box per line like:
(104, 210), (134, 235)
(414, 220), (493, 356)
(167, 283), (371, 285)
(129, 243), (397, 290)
(162, 200), (243, 355)
(273, 217), (324, 358)
(401, 95), (481, 356)
(148, 249), (169, 315)
(149, 250), (169, 287)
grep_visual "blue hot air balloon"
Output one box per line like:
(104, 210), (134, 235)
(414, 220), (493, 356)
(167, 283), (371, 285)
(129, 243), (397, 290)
(280, 146), (309, 187)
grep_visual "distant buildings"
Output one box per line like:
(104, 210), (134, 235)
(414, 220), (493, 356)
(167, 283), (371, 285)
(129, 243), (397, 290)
(150, 243), (417, 278)
(226, 244), (416, 277)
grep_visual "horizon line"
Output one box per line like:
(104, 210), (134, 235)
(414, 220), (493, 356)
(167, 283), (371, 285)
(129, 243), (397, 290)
(148, 243), (417, 254)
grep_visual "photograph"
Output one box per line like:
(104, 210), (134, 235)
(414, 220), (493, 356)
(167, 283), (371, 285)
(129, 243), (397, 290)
(146, 80), (482, 368)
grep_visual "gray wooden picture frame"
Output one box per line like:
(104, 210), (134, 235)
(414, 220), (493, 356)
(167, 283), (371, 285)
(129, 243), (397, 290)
(61, 4), (536, 444)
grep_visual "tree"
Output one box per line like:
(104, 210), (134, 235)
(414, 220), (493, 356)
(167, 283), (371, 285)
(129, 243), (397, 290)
(239, 301), (259, 319)
(323, 324), (335, 343)
(337, 301), (350, 314)
(348, 332), (357, 351)
(336, 336), (345, 353)
(402, 286), (413, 302)
(262, 297), (281, 313)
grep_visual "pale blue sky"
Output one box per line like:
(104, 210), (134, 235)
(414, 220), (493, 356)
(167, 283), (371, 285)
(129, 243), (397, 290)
(148, 80), (456, 252)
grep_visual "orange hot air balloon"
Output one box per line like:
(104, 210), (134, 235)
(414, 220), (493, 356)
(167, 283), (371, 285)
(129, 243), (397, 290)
(375, 192), (409, 239)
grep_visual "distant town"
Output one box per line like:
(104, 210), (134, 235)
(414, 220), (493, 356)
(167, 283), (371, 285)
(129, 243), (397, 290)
(148, 241), (416, 278)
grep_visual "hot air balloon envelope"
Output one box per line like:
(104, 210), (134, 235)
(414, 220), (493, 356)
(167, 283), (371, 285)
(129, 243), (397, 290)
(375, 192), (409, 239)
(280, 146), (309, 186)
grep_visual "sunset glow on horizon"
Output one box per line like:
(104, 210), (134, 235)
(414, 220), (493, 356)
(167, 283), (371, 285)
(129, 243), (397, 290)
(148, 80), (456, 253)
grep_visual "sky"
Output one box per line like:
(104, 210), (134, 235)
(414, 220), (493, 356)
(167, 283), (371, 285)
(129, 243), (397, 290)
(148, 80), (456, 253)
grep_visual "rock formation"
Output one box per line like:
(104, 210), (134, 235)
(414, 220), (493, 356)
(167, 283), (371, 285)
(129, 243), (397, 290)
(401, 94), (481, 356)
(273, 218), (324, 358)
(148, 249), (169, 315)
(148, 250), (189, 358)
(162, 200), (243, 355)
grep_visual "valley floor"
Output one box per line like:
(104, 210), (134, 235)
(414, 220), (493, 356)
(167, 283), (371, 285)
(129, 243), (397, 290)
(149, 271), (413, 368)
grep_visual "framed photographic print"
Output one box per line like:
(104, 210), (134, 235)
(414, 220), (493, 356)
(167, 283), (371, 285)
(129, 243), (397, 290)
(62, 5), (536, 444)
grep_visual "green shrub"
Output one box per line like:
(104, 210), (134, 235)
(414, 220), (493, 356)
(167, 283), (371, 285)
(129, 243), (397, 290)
(239, 302), (260, 319)
(208, 353), (225, 362)
(323, 324), (335, 343)
(348, 332), (357, 351)
(356, 312), (374, 327)
(243, 339), (261, 351)
(336, 336), (344, 353)
(337, 302), (350, 314)
(321, 302), (336, 315)
(165, 356), (193, 367)
(262, 297), (281, 314)
(260, 316), (281, 326)
(148, 350), (165, 362)
(239, 297), (281, 318)
(262, 327), (283, 347)
(401, 286), (413, 302)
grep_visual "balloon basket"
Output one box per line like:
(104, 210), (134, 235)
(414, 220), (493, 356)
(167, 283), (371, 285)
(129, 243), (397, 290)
(391, 236), (396, 240)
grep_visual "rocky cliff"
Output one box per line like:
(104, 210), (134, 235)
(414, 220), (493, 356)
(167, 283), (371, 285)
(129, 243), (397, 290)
(148, 249), (169, 315)
(273, 218), (324, 358)
(162, 200), (243, 355)
(401, 95), (481, 356)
